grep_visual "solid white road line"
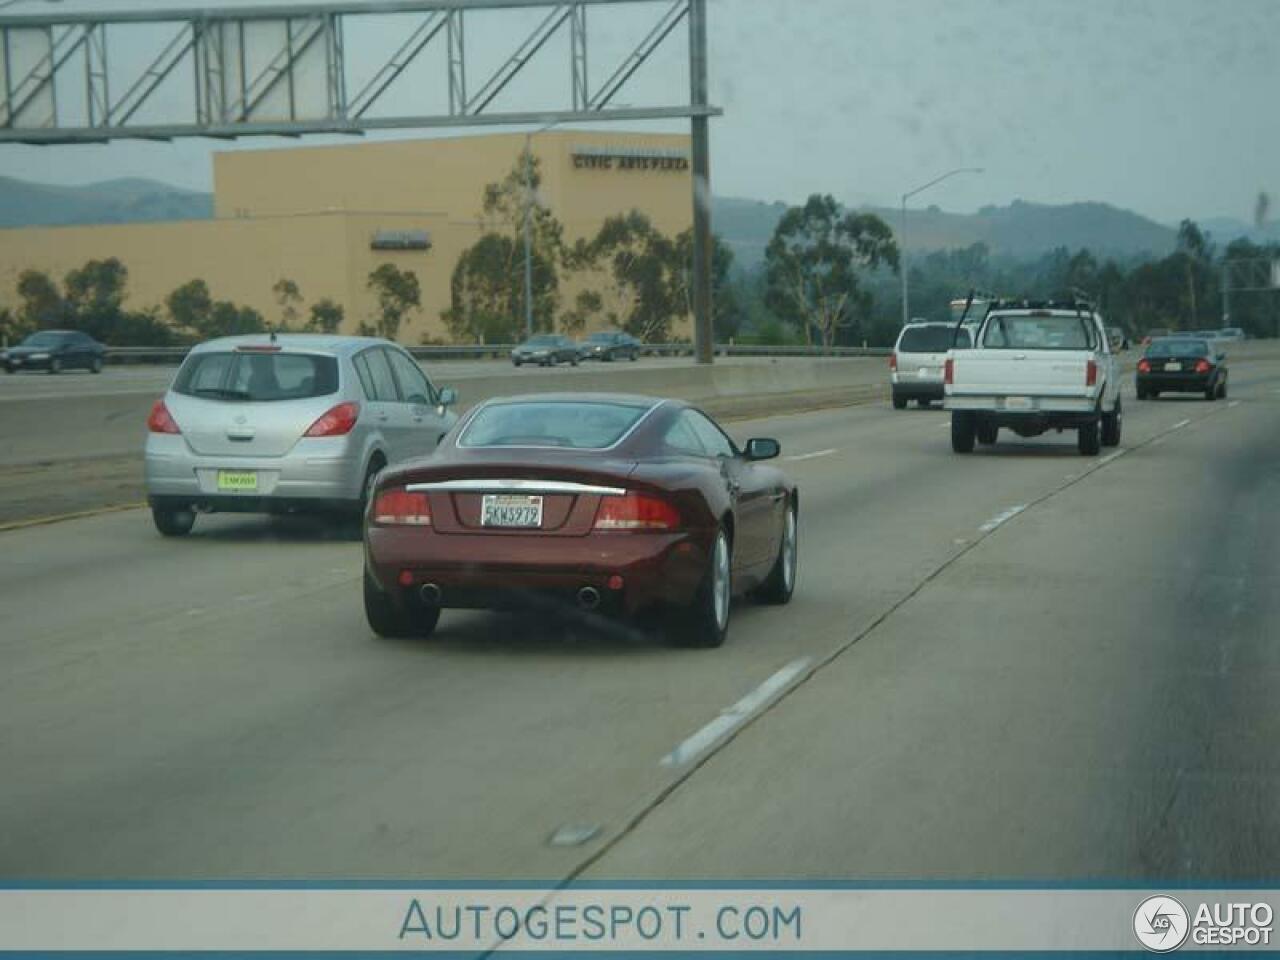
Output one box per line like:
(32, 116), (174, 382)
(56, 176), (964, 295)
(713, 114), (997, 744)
(660, 657), (813, 768)
(784, 448), (837, 462)
(979, 504), (1027, 533)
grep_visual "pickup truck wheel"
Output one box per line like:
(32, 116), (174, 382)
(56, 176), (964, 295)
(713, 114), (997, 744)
(951, 411), (976, 453)
(976, 421), (998, 445)
(1078, 419), (1101, 455)
(892, 394), (907, 410)
(1101, 397), (1122, 447)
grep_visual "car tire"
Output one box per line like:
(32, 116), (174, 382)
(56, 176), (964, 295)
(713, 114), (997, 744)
(1136, 385), (1148, 400)
(753, 501), (797, 605)
(1218, 379), (1228, 400)
(90, 356), (104, 374)
(892, 394), (908, 410)
(676, 527), (731, 648)
(48, 357), (62, 375)
(1205, 382), (1217, 402)
(512, 359), (521, 367)
(364, 570), (440, 639)
(1101, 397), (1122, 447)
(951, 411), (976, 453)
(976, 420), (998, 445)
(1078, 419), (1101, 455)
(630, 351), (638, 361)
(152, 505), (196, 537)
(571, 356), (579, 367)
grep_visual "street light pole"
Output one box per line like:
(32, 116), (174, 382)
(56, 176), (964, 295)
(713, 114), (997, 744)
(900, 166), (983, 327)
(523, 119), (559, 340)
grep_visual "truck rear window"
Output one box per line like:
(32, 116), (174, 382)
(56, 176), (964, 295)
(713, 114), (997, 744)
(173, 351), (339, 402)
(897, 326), (970, 352)
(982, 315), (1098, 351)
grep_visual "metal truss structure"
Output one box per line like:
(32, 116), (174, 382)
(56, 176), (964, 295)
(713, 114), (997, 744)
(0, 0), (720, 361)
(1221, 256), (1280, 327)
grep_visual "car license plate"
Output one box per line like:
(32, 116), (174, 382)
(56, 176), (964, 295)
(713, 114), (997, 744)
(1005, 396), (1033, 411)
(216, 470), (258, 492)
(481, 494), (543, 528)
(1165, 361), (1182, 371)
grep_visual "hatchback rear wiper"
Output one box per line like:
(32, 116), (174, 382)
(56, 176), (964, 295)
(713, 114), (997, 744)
(192, 387), (252, 401)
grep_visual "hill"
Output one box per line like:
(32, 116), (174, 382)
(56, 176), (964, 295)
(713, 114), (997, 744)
(0, 176), (212, 228)
(713, 196), (1180, 269)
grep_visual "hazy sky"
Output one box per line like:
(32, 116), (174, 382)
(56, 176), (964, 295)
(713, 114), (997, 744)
(0, 0), (1274, 225)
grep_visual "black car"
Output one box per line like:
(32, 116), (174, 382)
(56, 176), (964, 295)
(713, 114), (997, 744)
(511, 334), (580, 367)
(578, 330), (641, 362)
(2, 330), (107, 374)
(1136, 337), (1227, 401)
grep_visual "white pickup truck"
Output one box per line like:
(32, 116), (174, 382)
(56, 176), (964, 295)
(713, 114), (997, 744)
(944, 302), (1122, 456)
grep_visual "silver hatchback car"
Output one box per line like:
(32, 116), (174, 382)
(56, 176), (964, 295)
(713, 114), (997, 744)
(144, 334), (458, 536)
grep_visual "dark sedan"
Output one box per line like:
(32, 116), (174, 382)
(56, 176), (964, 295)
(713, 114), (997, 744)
(1136, 337), (1228, 401)
(579, 330), (641, 362)
(510, 334), (579, 367)
(2, 330), (106, 374)
(363, 394), (798, 647)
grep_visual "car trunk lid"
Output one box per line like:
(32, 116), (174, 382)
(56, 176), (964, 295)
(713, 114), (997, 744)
(166, 393), (339, 458)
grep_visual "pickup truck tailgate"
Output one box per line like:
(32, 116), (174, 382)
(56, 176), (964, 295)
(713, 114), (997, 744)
(949, 350), (1094, 397)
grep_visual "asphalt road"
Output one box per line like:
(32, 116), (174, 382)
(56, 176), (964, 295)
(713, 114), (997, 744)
(2, 358), (1278, 881)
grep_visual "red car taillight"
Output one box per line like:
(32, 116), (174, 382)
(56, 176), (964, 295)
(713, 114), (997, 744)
(889, 352), (898, 371)
(594, 492), (680, 531)
(147, 398), (180, 434)
(304, 401), (360, 437)
(1137, 359), (1151, 374)
(1194, 358), (1212, 374)
(371, 488), (431, 526)
(943, 358), (954, 385)
(1085, 359), (1098, 386)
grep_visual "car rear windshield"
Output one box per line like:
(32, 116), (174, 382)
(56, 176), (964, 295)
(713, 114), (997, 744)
(461, 401), (651, 449)
(982, 314), (1098, 350)
(173, 351), (340, 402)
(1146, 339), (1209, 357)
(897, 326), (967, 352)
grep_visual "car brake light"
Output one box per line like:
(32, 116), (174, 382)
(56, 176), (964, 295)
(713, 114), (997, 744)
(304, 401), (360, 437)
(594, 492), (680, 531)
(1137, 359), (1151, 373)
(235, 344), (282, 353)
(372, 488), (431, 526)
(147, 398), (180, 434)
(944, 358), (954, 385)
(1194, 358), (1212, 374)
(1086, 359), (1098, 386)
(889, 352), (897, 371)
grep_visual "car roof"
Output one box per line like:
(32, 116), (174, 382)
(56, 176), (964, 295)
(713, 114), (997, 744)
(188, 333), (391, 357)
(478, 392), (665, 410)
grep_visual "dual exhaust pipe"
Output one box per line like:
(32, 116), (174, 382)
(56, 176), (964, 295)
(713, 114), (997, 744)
(418, 582), (601, 611)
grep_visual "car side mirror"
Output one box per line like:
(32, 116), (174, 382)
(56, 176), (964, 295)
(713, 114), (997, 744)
(744, 437), (780, 461)
(436, 386), (458, 415)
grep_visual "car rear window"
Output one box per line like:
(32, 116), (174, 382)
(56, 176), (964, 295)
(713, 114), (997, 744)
(982, 314), (1098, 350)
(897, 326), (965, 352)
(1146, 339), (1209, 357)
(461, 401), (651, 449)
(173, 351), (339, 402)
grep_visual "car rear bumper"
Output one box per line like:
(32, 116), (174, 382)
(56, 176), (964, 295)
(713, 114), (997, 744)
(144, 434), (364, 509)
(946, 394), (1098, 414)
(891, 380), (944, 400)
(1136, 372), (1214, 392)
(365, 526), (707, 617)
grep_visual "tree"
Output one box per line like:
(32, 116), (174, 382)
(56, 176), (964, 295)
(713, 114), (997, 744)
(206, 301), (265, 337)
(65, 258), (128, 314)
(167, 279), (213, 336)
(16, 269), (67, 330)
(672, 229), (740, 340)
(367, 263), (420, 341)
(570, 210), (682, 342)
(763, 195), (899, 346)
(272, 278), (303, 330)
(307, 298), (345, 334)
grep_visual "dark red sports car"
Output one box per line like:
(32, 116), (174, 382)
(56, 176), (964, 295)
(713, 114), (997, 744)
(363, 393), (798, 647)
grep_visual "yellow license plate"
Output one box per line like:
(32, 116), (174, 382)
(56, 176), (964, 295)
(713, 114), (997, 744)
(217, 470), (258, 492)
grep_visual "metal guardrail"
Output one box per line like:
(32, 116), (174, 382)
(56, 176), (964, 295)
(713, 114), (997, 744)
(100, 342), (891, 364)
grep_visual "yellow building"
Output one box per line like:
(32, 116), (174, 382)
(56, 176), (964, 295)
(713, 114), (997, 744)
(0, 130), (694, 342)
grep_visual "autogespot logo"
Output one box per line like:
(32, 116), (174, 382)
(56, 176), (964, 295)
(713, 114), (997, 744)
(1134, 895), (1190, 953)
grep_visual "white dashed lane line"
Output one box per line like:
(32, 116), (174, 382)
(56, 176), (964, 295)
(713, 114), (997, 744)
(784, 448), (837, 462)
(978, 504), (1027, 533)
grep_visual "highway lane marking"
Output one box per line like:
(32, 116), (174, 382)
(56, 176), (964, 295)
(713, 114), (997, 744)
(0, 501), (146, 533)
(1099, 450), (1126, 466)
(785, 448), (837, 462)
(660, 657), (813, 768)
(978, 504), (1027, 533)
(1228, 400), (1241, 408)
(1172, 418), (1192, 430)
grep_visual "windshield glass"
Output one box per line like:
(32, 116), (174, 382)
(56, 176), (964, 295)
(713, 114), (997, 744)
(173, 351), (339, 401)
(1146, 339), (1210, 357)
(20, 332), (66, 347)
(461, 401), (650, 449)
(982, 314), (1098, 350)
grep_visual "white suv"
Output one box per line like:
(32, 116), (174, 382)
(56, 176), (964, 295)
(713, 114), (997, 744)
(890, 322), (972, 409)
